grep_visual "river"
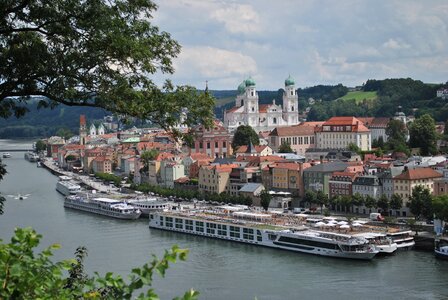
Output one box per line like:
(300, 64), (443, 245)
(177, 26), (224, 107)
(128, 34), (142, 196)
(0, 139), (447, 300)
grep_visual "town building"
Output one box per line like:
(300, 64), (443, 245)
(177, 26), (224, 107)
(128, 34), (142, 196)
(223, 76), (300, 132)
(329, 172), (358, 199)
(190, 121), (233, 158)
(315, 116), (371, 151)
(303, 161), (349, 196)
(198, 164), (237, 194)
(268, 124), (316, 155)
(437, 88), (448, 99)
(393, 167), (443, 216)
(234, 143), (273, 157)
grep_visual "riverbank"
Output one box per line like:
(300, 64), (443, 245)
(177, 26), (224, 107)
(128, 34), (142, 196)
(41, 158), (121, 195)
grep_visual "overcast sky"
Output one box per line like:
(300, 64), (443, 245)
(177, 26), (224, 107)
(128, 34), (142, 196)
(153, 0), (448, 90)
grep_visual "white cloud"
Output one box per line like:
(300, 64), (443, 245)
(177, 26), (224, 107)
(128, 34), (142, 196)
(174, 46), (257, 79)
(211, 4), (260, 34)
(382, 38), (411, 50)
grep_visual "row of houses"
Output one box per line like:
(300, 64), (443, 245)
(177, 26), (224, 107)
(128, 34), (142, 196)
(45, 114), (448, 217)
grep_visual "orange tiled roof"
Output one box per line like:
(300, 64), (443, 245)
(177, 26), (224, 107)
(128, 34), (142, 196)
(300, 121), (325, 127)
(394, 168), (443, 180)
(235, 145), (268, 153)
(331, 171), (358, 179)
(319, 116), (370, 133)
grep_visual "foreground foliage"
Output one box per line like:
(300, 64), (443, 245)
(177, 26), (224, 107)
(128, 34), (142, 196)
(0, 0), (215, 139)
(0, 227), (198, 300)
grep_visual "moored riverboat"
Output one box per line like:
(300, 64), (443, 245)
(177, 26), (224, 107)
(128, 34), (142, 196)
(354, 232), (398, 255)
(127, 198), (171, 217)
(434, 237), (448, 260)
(56, 176), (83, 196)
(386, 230), (415, 250)
(148, 208), (378, 260)
(64, 194), (141, 219)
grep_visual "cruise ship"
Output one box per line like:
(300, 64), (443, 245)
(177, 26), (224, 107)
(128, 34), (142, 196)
(127, 198), (171, 217)
(386, 230), (415, 250)
(64, 194), (141, 219)
(24, 151), (39, 162)
(148, 207), (378, 260)
(56, 176), (83, 196)
(354, 232), (398, 255)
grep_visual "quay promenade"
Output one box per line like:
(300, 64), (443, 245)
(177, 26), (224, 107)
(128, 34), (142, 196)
(41, 158), (121, 195)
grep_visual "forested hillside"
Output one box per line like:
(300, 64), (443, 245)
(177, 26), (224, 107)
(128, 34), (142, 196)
(307, 78), (446, 121)
(0, 99), (109, 138)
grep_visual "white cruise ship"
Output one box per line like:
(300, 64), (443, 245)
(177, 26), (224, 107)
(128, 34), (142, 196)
(386, 230), (415, 250)
(354, 232), (398, 255)
(24, 151), (39, 162)
(56, 177), (83, 196)
(128, 197), (171, 217)
(64, 195), (141, 219)
(148, 208), (378, 260)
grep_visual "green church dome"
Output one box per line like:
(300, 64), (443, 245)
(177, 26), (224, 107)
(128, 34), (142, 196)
(285, 75), (295, 86)
(237, 81), (246, 94)
(245, 77), (256, 87)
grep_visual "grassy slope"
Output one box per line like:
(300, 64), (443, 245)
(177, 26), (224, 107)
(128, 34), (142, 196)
(337, 91), (378, 103)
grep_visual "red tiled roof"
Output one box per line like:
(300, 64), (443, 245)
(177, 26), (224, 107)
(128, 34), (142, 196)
(394, 168), (443, 180)
(190, 153), (213, 160)
(320, 116), (370, 133)
(236, 145), (268, 153)
(155, 152), (174, 161)
(300, 121), (325, 127)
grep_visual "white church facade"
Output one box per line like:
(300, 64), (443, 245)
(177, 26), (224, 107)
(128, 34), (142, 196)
(223, 76), (300, 133)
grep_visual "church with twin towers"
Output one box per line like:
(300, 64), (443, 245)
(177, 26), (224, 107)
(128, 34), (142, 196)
(223, 75), (300, 133)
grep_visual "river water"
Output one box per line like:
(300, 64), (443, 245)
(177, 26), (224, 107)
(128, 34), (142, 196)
(0, 140), (447, 300)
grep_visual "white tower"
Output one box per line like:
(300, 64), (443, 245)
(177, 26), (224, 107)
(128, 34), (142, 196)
(243, 77), (259, 128)
(89, 124), (97, 137)
(282, 75), (299, 125)
(97, 123), (105, 135)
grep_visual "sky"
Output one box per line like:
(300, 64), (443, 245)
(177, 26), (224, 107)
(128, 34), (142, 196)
(153, 0), (448, 90)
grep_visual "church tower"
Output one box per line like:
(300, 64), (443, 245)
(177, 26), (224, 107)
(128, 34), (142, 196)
(243, 77), (259, 128)
(79, 115), (87, 145)
(282, 75), (299, 125)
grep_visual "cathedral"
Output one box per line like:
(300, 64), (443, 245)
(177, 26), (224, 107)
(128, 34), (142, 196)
(223, 75), (300, 133)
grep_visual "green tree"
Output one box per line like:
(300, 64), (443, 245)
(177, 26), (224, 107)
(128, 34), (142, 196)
(231, 125), (259, 151)
(56, 127), (74, 139)
(347, 143), (361, 153)
(35, 139), (47, 152)
(364, 195), (377, 214)
(0, 0), (214, 139)
(0, 227), (198, 300)
(339, 195), (352, 213)
(386, 119), (407, 143)
(390, 194), (403, 212)
(260, 189), (272, 211)
(377, 194), (390, 215)
(315, 190), (329, 214)
(303, 190), (316, 208)
(408, 185), (433, 220)
(433, 195), (448, 222)
(409, 114), (438, 155)
(140, 149), (159, 173)
(278, 141), (293, 153)
(351, 193), (364, 213)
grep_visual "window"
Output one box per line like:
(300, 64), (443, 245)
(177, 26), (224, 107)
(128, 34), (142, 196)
(291, 106), (294, 111)
(175, 218), (183, 229)
(223, 141), (226, 148)
(215, 141), (218, 148)
(207, 142), (210, 149)
(273, 117), (277, 124)
(252, 107), (255, 112)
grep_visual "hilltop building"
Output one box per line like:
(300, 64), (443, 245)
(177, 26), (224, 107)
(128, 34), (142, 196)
(223, 76), (300, 132)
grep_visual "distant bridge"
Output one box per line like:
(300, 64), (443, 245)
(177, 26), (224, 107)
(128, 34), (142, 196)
(0, 149), (34, 152)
